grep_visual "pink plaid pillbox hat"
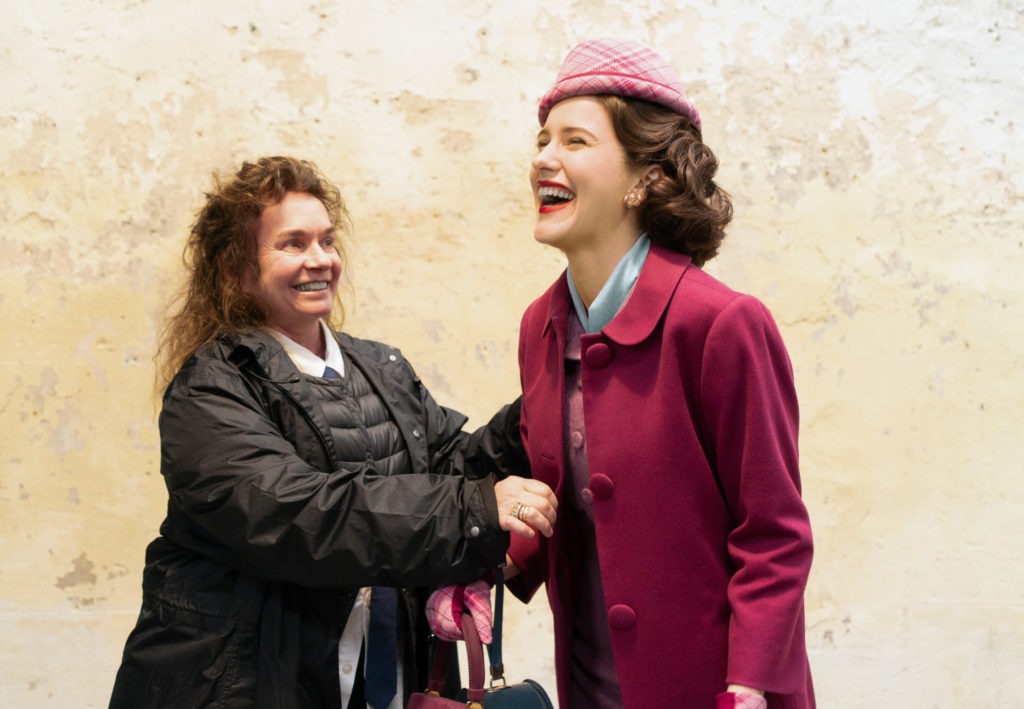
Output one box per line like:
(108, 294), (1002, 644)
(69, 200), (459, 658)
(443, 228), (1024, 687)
(538, 37), (701, 131)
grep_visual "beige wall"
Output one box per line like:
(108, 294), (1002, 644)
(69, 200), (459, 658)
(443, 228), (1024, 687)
(3, 1), (1021, 705)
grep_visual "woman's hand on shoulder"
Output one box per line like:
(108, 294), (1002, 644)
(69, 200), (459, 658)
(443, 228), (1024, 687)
(494, 476), (557, 539)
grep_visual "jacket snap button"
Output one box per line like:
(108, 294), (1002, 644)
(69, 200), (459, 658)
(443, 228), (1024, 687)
(469, 525), (481, 538)
(589, 474), (615, 499)
(584, 342), (613, 368)
(607, 604), (636, 631)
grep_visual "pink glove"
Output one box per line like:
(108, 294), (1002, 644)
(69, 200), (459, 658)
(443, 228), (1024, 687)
(715, 692), (768, 709)
(426, 581), (493, 644)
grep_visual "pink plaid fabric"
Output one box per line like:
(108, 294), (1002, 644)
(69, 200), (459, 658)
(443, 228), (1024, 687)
(425, 581), (493, 644)
(538, 37), (701, 130)
(715, 691), (769, 709)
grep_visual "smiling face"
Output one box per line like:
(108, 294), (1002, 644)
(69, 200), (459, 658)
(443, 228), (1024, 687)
(251, 191), (341, 348)
(530, 96), (646, 259)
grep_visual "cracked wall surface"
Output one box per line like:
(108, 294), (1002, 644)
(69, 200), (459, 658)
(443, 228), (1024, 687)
(2, 0), (1022, 705)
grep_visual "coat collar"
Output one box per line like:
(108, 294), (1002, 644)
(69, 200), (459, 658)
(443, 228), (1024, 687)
(222, 329), (302, 382)
(543, 243), (693, 346)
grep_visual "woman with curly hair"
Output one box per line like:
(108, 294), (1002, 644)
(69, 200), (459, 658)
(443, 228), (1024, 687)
(503, 39), (815, 708)
(109, 156), (556, 708)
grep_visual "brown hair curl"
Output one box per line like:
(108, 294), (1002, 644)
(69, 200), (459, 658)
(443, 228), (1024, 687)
(157, 156), (350, 391)
(597, 95), (732, 266)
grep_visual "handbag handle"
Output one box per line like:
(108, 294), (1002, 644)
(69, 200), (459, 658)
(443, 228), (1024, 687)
(485, 569), (507, 686)
(425, 596), (487, 705)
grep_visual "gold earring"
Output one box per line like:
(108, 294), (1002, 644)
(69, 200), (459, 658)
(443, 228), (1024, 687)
(624, 188), (644, 208)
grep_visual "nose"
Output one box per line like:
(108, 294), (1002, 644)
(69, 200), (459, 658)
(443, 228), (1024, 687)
(305, 243), (333, 269)
(532, 142), (558, 173)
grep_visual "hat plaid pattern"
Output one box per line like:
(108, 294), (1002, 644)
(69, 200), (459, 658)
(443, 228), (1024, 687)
(538, 37), (701, 130)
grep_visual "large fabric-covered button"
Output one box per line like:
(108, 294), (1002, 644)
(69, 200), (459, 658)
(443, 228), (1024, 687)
(583, 342), (613, 368)
(570, 431), (584, 449)
(607, 604), (636, 631)
(589, 474), (615, 500)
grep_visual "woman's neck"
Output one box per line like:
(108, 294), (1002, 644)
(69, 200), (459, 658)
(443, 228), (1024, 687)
(565, 234), (641, 309)
(276, 321), (326, 359)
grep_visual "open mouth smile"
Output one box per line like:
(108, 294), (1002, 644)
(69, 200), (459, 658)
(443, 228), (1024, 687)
(538, 182), (575, 213)
(294, 281), (328, 292)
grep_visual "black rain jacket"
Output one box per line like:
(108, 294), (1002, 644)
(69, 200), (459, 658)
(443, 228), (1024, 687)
(110, 329), (525, 708)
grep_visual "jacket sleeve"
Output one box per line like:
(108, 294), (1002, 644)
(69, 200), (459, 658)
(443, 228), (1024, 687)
(699, 295), (813, 695)
(457, 396), (530, 481)
(504, 305), (549, 603)
(159, 357), (508, 589)
(366, 342), (528, 485)
(394, 353), (529, 483)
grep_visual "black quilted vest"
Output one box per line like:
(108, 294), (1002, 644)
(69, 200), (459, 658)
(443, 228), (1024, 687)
(306, 354), (411, 474)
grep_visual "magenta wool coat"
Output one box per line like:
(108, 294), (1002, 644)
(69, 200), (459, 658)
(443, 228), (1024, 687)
(507, 244), (815, 709)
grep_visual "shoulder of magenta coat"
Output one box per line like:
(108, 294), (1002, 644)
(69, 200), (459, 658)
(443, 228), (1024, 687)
(520, 244), (770, 352)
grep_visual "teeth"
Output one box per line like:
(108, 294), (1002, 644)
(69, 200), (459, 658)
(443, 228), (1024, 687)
(295, 282), (327, 292)
(538, 186), (575, 201)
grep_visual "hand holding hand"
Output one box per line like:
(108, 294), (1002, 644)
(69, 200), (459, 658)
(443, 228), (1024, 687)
(494, 476), (558, 539)
(425, 580), (493, 644)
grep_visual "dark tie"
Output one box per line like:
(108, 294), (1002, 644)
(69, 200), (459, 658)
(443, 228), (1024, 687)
(365, 586), (398, 708)
(322, 365), (341, 379)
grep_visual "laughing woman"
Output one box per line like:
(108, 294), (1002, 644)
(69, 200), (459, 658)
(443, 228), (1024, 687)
(505, 40), (815, 709)
(109, 156), (556, 709)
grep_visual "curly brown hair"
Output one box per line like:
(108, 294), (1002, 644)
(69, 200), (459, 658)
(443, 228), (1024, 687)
(157, 156), (350, 391)
(597, 95), (732, 267)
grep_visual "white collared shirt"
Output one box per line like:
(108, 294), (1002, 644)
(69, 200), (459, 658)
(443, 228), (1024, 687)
(265, 321), (402, 709)
(267, 320), (345, 377)
(338, 588), (402, 709)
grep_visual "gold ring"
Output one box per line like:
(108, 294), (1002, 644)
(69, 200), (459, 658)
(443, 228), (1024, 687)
(512, 501), (524, 520)
(516, 504), (531, 522)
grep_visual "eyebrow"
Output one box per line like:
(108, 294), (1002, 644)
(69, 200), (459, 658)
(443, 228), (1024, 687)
(538, 126), (599, 140)
(277, 226), (336, 237)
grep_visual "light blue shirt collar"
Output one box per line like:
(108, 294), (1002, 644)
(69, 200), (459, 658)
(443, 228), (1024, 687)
(567, 234), (650, 334)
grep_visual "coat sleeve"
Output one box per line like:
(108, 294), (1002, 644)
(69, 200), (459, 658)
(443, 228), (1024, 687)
(505, 531), (546, 602)
(159, 357), (508, 589)
(699, 295), (813, 695)
(504, 305), (549, 603)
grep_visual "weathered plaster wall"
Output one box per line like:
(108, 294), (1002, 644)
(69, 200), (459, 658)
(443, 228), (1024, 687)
(2, 0), (1021, 705)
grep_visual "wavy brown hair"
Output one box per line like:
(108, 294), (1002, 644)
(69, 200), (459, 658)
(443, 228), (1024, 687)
(597, 95), (732, 267)
(156, 156), (350, 392)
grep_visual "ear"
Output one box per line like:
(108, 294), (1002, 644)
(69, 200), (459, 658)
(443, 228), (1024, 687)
(637, 164), (665, 189)
(628, 164), (665, 196)
(240, 259), (262, 299)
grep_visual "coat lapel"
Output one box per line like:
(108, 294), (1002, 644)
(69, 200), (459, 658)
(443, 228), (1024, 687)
(601, 244), (692, 346)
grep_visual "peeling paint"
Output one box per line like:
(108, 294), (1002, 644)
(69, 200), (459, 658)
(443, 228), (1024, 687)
(1, 1), (1022, 706)
(55, 553), (97, 590)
